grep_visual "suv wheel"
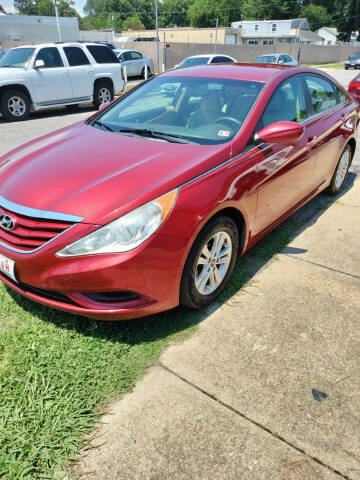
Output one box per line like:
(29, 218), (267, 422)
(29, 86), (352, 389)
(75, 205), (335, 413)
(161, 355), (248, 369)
(1, 89), (30, 121)
(93, 81), (113, 109)
(180, 216), (239, 310)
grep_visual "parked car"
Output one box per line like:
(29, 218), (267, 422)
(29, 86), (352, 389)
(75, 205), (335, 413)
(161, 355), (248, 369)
(0, 42), (125, 121)
(345, 52), (360, 69)
(94, 41), (117, 50)
(114, 49), (154, 78)
(348, 74), (360, 102)
(254, 54), (298, 66)
(175, 54), (237, 68)
(0, 64), (356, 320)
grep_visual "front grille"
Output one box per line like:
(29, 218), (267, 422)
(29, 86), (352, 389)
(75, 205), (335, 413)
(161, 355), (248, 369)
(0, 206), (75, 252)
(20, 282), (79, 306)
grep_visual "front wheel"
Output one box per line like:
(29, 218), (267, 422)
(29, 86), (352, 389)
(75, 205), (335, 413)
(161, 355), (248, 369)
(93, 81), (113, 109)
(326, 145), (351, 195)
(1, 89), (30, 121)
(180, 216), (239, 310)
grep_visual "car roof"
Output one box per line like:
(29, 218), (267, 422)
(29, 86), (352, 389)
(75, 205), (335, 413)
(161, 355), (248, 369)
(12, 42), (100, 49)
(164, 63), (295, 82)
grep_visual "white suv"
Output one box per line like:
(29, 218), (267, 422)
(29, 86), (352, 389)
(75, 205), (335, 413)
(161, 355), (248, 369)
(0, 42), (126, 121)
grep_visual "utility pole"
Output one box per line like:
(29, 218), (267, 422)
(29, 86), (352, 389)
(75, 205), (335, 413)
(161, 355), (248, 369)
(214, 18), (218, 53)
(155, 0), (160, 73)
(54, 0), (62, 42)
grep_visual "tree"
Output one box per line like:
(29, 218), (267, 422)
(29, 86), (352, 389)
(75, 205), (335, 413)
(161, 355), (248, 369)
(83, 0), (155, 29)
(159, 0), (193, 27)
(189, 0), (243, 28)
(14, 0), (38, 15)
(0, 4), (6, 13)
(122, 14), (145, 29)
(242, 0), (290, 20)
(300, 4), (331, 31)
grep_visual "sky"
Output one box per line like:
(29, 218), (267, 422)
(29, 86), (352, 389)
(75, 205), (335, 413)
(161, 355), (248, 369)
(1, 0), (86, 16)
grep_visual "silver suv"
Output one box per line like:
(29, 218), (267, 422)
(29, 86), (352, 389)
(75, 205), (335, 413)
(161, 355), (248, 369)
(0, 42), (126, 121)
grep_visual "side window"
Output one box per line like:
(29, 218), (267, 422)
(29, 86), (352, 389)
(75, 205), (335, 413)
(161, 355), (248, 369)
(278, 55), (287, 63)
(258, 76), (308, 130)
(63, 47), (90, 67)
(211, 56), (232, 63)
(336, 86), (347, 104)
(36, 47), (63, 68)
(121, 51), (132, 61)
(285, 55), (293, 62)
(130, 51), (142, 60)
(86, 45), (119, 64)
(304, 75), (338, 114)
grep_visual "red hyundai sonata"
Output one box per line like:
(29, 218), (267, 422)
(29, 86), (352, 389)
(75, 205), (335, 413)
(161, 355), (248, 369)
(0, 64), (356, 320)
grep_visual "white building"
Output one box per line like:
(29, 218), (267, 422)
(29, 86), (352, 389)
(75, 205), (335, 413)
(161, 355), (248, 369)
(231, 18), (323, 45)
(0, 15), (80, 44)
(316, 27), (338, 45)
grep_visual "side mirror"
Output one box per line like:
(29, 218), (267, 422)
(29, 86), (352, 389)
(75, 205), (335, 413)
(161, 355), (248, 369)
(34, 59), (45, 69)
(99, 101), (110, 111)
(255, 121), (305, 144)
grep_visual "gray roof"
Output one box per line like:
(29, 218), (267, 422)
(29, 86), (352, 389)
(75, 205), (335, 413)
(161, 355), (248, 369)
(290, 18), (310, 30)
(316, 27), (338, 36)
(298, 30), (324, 42)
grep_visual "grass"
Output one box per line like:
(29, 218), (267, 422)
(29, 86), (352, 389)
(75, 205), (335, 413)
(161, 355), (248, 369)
(301, 62), (345, 69)
(0, 213), (308, 479)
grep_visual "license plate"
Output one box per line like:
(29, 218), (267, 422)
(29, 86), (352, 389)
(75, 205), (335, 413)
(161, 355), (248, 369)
(0, 254), (16, 282)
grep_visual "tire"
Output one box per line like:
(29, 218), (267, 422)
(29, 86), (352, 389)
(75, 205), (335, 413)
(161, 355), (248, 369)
(180, 216), (239, 310)
(142, 66), (150, 79)
(326, 145), (352, 195)
(93, 81), (113, 109)
(1, 89), (30, 121)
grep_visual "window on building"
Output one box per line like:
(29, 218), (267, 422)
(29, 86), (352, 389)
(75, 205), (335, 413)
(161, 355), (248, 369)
(262, 40), (274, 45)
(254, 24), (258, 31)
(272, 24), (277, 32)
(248, 40), (259, 45)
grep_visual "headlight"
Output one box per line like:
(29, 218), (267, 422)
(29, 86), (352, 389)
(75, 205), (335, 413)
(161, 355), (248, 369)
(57, 188), (178, 257)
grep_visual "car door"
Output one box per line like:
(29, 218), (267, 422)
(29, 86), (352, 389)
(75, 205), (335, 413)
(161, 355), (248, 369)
(130, 51), (144, 75)
(252, 75), (318, 236)
(62, 46), (94, 99)
(29, 47), (72, 103)
(302, 74), (351, 189)
(119, 51), (134, 77)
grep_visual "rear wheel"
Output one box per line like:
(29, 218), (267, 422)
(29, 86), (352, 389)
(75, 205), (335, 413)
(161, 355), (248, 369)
(326, 145), (352, 195)
(1, 89), (30, 121)
(93, 81), (113, 109)
(180, 216), (239, 310)
(142, 66), (150, 79)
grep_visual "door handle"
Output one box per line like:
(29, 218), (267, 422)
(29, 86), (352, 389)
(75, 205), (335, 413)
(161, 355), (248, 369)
(307, 135), (317, 148)
(61, 72), (68, 76)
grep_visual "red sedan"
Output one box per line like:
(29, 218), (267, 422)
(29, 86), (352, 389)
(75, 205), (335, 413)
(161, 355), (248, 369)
(0, 64), (356, 320)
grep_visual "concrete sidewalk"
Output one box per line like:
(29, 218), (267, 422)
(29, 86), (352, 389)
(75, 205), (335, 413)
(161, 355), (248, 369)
(79, 180), (360, 480)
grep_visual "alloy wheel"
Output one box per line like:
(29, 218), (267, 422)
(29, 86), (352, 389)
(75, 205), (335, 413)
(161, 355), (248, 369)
(98, 87), (111, 105)
(195, 231), (232, 295)
(8, 96), (26, 117)
(335, 149), (350, 189)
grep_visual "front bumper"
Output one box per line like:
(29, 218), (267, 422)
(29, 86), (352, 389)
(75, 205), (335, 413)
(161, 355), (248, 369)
(0, 231), (190, 320)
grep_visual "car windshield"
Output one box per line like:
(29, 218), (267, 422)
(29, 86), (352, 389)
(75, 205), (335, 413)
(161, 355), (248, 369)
(255, 55), (277, 64)
(0, 48), (35, 68)
(178, 57), (210, 67)
(349, 53), (360, 60)
(94, 76), (264, 145)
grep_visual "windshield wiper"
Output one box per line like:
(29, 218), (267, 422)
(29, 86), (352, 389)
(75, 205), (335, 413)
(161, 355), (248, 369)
(93, 120), (115, 132)
(117, 128), (194, 144)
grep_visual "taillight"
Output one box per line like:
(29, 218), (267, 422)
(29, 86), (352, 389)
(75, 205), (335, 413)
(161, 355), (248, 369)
(349, 80), (360, 91)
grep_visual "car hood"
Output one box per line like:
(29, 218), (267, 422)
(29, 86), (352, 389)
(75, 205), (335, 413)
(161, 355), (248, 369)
(0, 122), (231, 225)
(0, 67), (26, 82)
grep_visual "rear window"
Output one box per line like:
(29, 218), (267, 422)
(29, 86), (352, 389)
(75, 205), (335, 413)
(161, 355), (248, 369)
(86, 45), (119, 64)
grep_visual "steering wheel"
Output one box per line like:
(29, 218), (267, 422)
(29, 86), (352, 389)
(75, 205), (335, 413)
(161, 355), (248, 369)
(215, 116), (242, 129)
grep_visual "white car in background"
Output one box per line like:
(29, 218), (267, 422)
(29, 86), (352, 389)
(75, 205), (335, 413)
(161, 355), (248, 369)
(114, 49), (154, 78)
(175, 54), (237, 68)
(0, 42), (125, 121)
(254, 53), (298, 66)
